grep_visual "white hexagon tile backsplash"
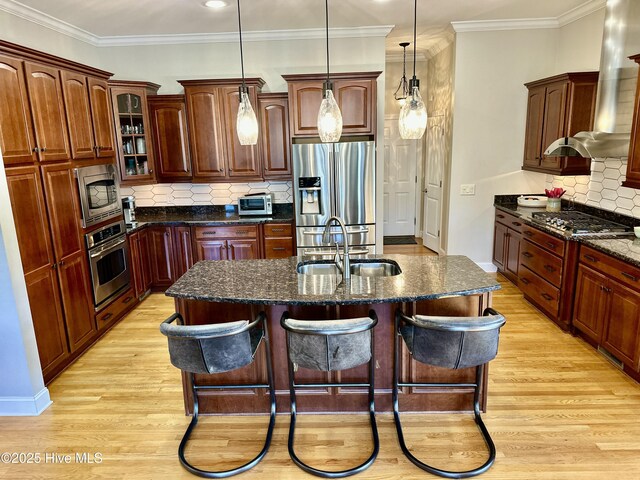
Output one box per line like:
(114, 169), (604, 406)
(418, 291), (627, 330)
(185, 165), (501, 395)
(546, 158), (640, 219)
(120, 181), (293, 207)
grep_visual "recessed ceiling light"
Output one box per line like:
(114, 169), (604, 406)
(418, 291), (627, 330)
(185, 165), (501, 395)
(204, 0), (227, 9)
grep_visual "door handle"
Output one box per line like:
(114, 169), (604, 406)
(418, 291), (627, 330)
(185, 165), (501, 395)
(423, 189), (428, 193)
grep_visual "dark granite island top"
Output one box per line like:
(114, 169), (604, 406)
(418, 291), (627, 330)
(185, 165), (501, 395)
(165, 254), (500, 305)
(167, 254), (500, 416)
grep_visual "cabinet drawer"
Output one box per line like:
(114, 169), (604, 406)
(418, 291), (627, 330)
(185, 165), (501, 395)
(264, 238), (293, 259)
(521, 225), (565, 257)
(95, 288), (137, 330)
(264, 223), (292, 237)
(194, 225), (258, 240)
(495, 209), (523, 233)
(519, 265), (560, 318)
(520, 239), (563, 288)
(580, 246), (640, 291)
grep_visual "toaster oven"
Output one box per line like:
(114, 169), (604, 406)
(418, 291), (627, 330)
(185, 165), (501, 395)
(238, 193), (273, 216)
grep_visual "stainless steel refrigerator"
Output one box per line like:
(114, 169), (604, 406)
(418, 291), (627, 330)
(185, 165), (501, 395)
(293, 141), (376, 257)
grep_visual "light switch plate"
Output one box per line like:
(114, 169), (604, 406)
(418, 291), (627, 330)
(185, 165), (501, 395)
(460, 184), (476, 195)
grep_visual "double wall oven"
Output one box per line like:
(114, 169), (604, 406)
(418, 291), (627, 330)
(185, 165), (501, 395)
(76, 165), (130, 308)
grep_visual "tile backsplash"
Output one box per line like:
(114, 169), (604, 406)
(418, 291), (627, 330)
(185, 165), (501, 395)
(545, 158), (640, 218)
(120, 181), (293, 207)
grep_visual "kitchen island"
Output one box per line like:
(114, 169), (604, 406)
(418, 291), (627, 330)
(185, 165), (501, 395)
(166, 254), (500, 415)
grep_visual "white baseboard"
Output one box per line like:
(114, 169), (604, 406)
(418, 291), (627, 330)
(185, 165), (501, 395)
(0, 388), (51, 416)
(477, 262), (498, 273)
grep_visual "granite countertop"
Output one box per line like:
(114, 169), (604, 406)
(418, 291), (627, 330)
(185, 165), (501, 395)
(126, 204), (294, 234)
(494, 195), (640, 266)
(165, 254), (501, 305)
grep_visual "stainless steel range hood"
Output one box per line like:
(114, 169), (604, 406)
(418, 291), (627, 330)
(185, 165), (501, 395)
(544, 0), (640, 160)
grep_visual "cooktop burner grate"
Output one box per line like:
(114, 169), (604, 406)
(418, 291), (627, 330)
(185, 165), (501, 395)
(530, 211), (631, 235)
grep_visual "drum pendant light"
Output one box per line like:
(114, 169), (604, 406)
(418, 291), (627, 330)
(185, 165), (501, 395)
(399, 0), (427, 140)
(317, 0), (343, 143)
(235, 0), (258, 145)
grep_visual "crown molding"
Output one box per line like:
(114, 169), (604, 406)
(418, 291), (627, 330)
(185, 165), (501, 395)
(451, 0), (605, 33)
(557, 0), (605, 27)
(0, 0), (98, 45)
(97, 25), (394, 47)
(0, 1), (393, 47)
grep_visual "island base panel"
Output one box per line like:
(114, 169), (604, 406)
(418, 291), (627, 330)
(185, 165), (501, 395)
(175, 293), (491, 415)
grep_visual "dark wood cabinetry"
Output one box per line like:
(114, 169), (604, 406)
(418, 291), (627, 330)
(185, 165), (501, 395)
(24, 62), (71, 162)
(173, 226), (194, 279)
(623, 54), (640, 188)
(492, 210), (522, 284)
(258, 93), (291, 179)
(522, 72), (598, 175)
(148, 95), (192, 182)
(193, 225), (259, 261)
(263, 223), (294, 259)
(180, 78), (265, 182)
(283, 72), (380, 138)
(60, 70), (95, 160)
(87, 77), (116, 159)
(110, 80), (159, 185)
(0, 54), (37, 165)
(149, 226), (175, 288)
(129, 229), (152, 299)
(574, 246), (640, 372)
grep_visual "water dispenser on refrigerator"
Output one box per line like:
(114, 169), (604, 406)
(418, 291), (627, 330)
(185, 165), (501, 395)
(298, 177), (323, 216)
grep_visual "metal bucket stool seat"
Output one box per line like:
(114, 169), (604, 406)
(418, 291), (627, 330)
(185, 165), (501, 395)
(280, 311), (380, 478)
(160, 312), (276, 478)
(393, 307), (506, 478)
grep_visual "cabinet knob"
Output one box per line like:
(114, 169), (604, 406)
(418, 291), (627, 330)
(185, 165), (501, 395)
(32, 147), (40, 153)
(218, 168), (224, 172)
(59, 260), (65, 266)
(41, 147), (47, 152)
(229, 168), (233, 172)
(51, 263), (57, 270)
(149, 169), (153, 174)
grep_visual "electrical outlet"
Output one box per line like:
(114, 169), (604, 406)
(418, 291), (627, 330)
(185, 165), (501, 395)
(460, 184), (476, 196)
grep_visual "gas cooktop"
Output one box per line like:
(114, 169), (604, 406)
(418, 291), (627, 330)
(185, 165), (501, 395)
(530, 211), (632, 236)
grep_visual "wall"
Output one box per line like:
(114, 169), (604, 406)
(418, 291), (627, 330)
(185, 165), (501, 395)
(0, 150), (51, 415)
(446, 28), (554, 267)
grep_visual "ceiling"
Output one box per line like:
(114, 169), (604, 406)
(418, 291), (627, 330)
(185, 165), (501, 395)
(3, 0), (602, 53)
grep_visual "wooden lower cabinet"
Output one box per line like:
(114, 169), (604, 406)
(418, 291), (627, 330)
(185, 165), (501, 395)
(263, 222), (294, 259)
(573, 247), (640, 374)
(149, 227), (175, 288)
(193, 225), (260, 262)
(173, 226), (194, 278)
(129, 229), (152, 299)
(195, 239), (228, 261)
(492, 210), (521, 284)
(228, 239), (259, 260)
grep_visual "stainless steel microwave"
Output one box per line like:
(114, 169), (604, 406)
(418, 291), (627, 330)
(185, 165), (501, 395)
(238, 193), (273, 216)
(75, 164), (123, 228)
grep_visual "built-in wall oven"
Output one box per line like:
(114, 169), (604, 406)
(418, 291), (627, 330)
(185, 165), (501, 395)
(75, 164), (122, 228)
(86, 221), (130, 308)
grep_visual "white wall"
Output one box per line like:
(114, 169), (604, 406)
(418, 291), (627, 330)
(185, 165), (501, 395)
(0, 150), (51, 415)
(555, 8), (605, 73)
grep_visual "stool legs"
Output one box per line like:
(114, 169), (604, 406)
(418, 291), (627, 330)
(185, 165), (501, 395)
(285, 329), (379, 478)
(177, 317), (277, 478)
(393, 316), (496, 479)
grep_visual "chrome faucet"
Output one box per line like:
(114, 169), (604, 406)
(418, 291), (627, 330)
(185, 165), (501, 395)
(322, 216), (350, 279)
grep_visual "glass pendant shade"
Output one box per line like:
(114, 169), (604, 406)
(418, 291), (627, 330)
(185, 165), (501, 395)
(236, 91), (258, 145)
(317, 89), (343, 143)
(399, 86), (427, 140)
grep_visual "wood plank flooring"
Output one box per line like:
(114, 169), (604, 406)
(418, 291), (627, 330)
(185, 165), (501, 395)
(1, 254), (640, 478)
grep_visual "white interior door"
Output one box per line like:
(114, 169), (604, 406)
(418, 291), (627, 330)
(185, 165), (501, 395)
(423, 115), (444, 252)
(383, 117), (417, 236)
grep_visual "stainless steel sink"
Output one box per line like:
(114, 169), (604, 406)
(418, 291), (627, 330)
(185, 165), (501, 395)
(349, 262), (401, 277)
(296, 261), (401, 277)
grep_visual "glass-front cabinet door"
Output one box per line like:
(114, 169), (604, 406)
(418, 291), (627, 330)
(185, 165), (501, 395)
(109, 82), (158, 185)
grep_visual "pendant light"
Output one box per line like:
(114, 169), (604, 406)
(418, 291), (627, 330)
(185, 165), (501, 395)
(399, 0), (427, 140)
(317, 0), (342, 143)
(394, 42), (410, 106)
(235, 0), (258, 145)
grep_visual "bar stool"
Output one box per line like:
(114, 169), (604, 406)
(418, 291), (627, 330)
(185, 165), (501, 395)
(393, 307), (506, 479)
(160, 312), (276, 478)
(280, 311), (379, 478)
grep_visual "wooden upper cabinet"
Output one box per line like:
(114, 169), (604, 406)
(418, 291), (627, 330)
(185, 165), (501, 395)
(221, 85), (261, 177)
(110, 81), (159, 185)
(88, 77), (115, 159)
(0, 54), (37, 165)
(24, 62), (71, 162)
(180, 78), (265, 181)
(283, 72), (381, 138)
(183, 86), (227, 179)
(148, 95), (192, 182)
(623, 54), (640, 188)
(61, 70), (95, 160)
(522, 72), (597, 176)
(259, 93), (291, 178)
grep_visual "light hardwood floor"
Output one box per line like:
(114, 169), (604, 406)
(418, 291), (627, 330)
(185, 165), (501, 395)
(1, 253), (640, 479)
